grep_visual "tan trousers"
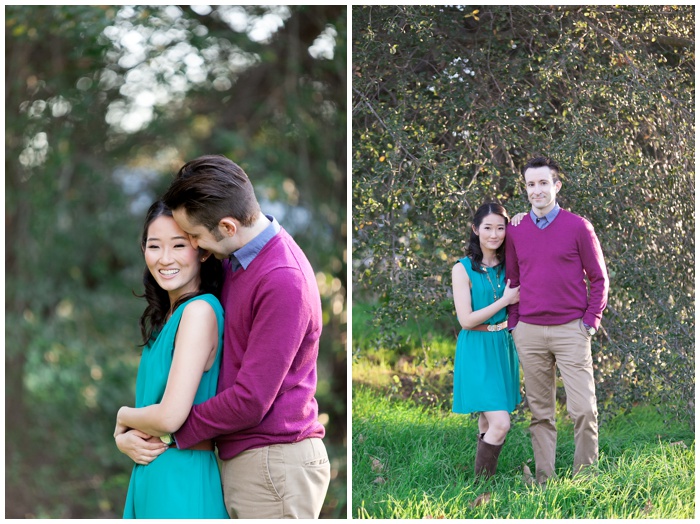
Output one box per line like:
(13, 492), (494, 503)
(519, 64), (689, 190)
(220, 438), (331, 519)
(511, 319), (598, 482)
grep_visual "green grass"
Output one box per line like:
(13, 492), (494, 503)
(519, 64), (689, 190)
(352, 302), (695, 518)
(352, 301), (458, 368)
(352, 384), (695, 519)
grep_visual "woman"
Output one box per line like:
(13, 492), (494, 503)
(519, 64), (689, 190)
(451, 202), (522, 479)
(113, 200), (228, 518)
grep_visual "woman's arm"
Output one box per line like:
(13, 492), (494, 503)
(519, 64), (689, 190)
(452, 262), (519, 329)
(114, 300), (219, 438)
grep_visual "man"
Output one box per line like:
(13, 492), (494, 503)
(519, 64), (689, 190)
(505, 156), (609, 485)
(154, 154), (329, 518)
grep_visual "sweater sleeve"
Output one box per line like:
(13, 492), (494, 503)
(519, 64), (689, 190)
(578, 219), (609, 329)
(174, 267), (310, 448)
(505, 224), (520, 329)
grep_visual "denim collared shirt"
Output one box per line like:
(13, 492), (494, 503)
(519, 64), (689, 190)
(530, 203), (561, 229)
(228, 215), (281, 272)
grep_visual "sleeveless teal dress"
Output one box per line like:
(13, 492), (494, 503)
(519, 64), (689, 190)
(123, 294), (229, 519)
(452, 258), (521, 414)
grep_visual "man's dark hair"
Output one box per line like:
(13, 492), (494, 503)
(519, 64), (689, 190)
(522, 156), (562, 182)
(162, 155), (261, 231)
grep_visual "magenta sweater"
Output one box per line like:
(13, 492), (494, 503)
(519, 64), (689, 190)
(505, 209), (609, 330)
(174, 228), (325, 459)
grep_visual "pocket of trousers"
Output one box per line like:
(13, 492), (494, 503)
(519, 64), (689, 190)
(263, 446), (285, 500)
(304, 456), (330, 467)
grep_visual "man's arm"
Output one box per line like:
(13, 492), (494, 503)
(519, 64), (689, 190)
(174, 268), (312, 448)
(579, 219), (609, 329)
(505, 225), (521, 330)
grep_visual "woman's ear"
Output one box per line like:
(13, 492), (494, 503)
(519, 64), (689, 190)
(199, 250), (213, 263)
(472, 224), (479, 236)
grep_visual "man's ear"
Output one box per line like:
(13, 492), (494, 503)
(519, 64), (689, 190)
(554, 180), (563, 193)
(218, 217), (238, 237)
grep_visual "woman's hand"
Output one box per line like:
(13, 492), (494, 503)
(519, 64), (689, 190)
(115, 429), (169, 466)
(510, 212), (527, 226)
(502, 279), (520, 305)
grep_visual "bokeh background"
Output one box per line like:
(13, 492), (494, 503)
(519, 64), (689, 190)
(6, 5), (347, 518)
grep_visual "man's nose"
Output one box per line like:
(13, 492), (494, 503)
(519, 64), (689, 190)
(188, 236), (199, 249)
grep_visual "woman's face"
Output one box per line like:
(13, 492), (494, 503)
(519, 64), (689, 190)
(473, 213), (507, 252)
(144, 215), (201, 303)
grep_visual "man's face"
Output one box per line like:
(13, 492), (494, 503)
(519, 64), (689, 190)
(171, 208), (232, 260)
(524, 166), (561, 213)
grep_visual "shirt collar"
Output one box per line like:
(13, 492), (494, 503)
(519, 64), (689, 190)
(530, 203), (561, 227)
(228, 215), (280, 272)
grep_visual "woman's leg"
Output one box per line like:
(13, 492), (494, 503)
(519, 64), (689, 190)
(478, 413), (489, 436)
(481, 411), (511, 445)
(474, 411), (510, 478)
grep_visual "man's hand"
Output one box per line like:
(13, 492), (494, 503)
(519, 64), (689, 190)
(115, 429), (169, 466)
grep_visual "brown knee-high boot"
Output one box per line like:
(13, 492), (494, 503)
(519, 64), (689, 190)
(474, 434), (504, 478)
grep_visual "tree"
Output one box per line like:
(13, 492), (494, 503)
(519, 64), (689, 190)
(6, 5), (346, 517)
(352, 5), (694, 424)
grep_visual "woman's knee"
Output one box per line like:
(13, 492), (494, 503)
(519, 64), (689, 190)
(486, 415), (511, 437)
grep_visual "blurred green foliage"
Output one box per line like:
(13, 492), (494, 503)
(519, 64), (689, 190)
(6, 5), (346, 518)
(352, 6), (693, 426)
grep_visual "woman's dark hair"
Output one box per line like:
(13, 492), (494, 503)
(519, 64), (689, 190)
(137, 200), (223, 345)
(466, 202), (510, 272)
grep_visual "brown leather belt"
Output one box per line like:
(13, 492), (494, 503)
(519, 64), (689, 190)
(467, 321), (508, 332)
(170, 439), (214, 451)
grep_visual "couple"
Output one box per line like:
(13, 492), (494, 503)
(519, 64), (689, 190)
(452, 156), (609, 484)
(113, 155), (331, 519)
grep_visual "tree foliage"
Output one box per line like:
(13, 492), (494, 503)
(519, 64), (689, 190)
(352, 6), (694, 425)
(6, 5), (346, 518)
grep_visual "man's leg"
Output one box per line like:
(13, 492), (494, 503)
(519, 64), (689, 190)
(550, 319), (599, 475)
(221, 438), (331, 519)
(512, 321), (557, 483)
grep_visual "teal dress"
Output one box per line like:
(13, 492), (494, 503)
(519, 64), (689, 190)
(452, 258), (521, 414)
(123, 294), (229, 519)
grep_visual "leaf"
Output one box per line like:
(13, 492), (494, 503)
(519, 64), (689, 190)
(469, 492), (491, 508)
(523, 464), (534, 485)
(670, 441), (688, 448)
(371, 457), (384, 472)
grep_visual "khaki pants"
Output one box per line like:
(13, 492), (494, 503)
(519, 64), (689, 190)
(220, 438), (331, 519)
(511, 319), (598, 482)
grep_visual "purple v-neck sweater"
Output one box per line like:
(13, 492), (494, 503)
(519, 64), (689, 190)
(174, 228), (325, 459)
(505, 208), (609, 330)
